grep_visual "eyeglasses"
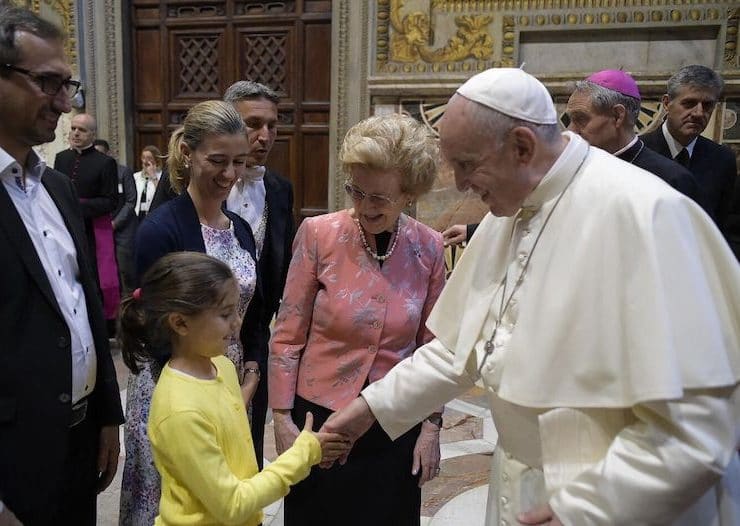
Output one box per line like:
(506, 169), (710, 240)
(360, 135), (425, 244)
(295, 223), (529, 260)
(1, 64), (81, 98)
(344, 182), (398, 207)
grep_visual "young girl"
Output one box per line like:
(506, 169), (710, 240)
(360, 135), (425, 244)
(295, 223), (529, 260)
(119, 251), (348, 525)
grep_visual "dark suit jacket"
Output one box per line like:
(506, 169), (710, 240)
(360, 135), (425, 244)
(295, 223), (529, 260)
(642, 128), (738, 229)
(112, 164), (138, 245)
(0, 168), (124, 525)
(134, 191), (259, 360)
(617, 139), (700, 203)
(148, 168), (177, 213)
(240, 169), (295, 368)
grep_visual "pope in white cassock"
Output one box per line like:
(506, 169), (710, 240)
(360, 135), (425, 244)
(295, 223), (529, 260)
(321, 68), (740, 525)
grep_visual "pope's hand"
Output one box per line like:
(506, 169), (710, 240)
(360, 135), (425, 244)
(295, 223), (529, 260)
(318, 396), (376, 467)
(302, 412), (351, 465)
(517, 503), (563, 525)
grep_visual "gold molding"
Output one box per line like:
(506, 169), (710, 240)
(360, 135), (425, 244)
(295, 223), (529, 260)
(376, 0), (740, 76)
(378, 0), (496, 73)
(430, 0), (735, 9)
(727, 8), (739, 67)
(27, 0), (77, 63)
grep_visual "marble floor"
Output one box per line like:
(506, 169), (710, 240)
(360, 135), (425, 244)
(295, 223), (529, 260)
(98, 347), (497, 525)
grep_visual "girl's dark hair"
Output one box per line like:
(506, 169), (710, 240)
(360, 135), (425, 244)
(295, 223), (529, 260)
(118, 251), (236, 373)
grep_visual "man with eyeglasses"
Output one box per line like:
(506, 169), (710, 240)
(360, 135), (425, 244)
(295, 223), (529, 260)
(0, 6), (124, 525)
(54, 112), (120, 325)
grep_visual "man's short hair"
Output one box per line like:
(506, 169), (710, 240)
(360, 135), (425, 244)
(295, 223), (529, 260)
(93, 139), (110, 152)
(666, 65), (724, 99)
(0, 5), (64, 69)
(573, 80), (641, 127)
(223, 80), (279, 105)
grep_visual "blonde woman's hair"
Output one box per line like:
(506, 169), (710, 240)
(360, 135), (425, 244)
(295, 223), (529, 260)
(339, 114), (439, 198)
(167, 100), (245, 194)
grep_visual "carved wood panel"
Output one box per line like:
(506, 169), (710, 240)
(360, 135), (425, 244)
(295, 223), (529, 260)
(129, 1), (332, 222)
(171, 30), (225, 98)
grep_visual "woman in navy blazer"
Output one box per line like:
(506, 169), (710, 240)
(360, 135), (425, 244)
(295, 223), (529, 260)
(121, 101), (261, 525)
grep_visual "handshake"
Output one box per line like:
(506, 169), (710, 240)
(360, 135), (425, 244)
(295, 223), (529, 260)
(275, 398), (377, 469)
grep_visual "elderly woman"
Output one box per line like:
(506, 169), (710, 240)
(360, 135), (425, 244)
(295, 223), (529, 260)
(120, 100), (260, 525)
(269, 114), (446, 525)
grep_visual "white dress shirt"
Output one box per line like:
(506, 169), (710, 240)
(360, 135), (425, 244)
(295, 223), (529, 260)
(662, 120), (698, 159)
(227, 165), (267, 256)
(133, 168), (161, 216)
(0, 146), (97, 404)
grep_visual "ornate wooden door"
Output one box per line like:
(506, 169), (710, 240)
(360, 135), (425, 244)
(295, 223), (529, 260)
(129, 0), (332, 221)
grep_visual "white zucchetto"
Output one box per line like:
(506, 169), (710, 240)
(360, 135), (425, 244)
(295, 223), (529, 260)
(456, 68), (558, 125)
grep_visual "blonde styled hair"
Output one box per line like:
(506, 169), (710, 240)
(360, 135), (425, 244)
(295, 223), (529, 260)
(167, 100), (245, 194)
(339, 114), (438, 198)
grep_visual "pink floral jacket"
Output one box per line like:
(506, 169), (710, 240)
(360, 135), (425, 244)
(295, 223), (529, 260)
(268, 209), (445, 411)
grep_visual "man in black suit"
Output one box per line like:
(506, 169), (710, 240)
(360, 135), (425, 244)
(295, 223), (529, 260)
(94, 138), (138, 294)
(224, 80), (295, 469)
(0, 6), (124, 525)
(642, 65), (739, 256)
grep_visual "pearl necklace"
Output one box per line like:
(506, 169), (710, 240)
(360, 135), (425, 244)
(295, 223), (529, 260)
(355, 217), (400, 262)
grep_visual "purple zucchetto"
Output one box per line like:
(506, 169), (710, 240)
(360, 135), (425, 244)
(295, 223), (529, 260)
(585, 69), (641, 100)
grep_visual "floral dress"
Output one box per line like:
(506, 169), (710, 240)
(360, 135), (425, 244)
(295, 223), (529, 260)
(119, 221), (256, 526)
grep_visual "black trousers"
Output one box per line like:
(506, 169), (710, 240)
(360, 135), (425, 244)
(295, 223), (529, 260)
(285, 396), (421, 526)
(251, 363), (269, 470)
(55, 415), (99, 526)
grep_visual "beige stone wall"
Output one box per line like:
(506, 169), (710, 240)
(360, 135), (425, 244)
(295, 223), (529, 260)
(331, 0), (740, 231)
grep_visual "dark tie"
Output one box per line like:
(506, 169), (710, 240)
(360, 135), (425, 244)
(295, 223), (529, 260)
(138, 180), (148, 219)
(675, 148), (690, 168)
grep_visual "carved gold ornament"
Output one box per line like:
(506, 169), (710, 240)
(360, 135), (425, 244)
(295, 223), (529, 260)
(389, 0), (494, 63)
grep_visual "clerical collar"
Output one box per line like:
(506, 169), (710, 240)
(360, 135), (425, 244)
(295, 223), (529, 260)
(613, 135), (639, 157)
(615, 137), (645, 165)
(72, 143), (95, 155)
(521, 131), (589, 211)
(661, 121), (697, 158)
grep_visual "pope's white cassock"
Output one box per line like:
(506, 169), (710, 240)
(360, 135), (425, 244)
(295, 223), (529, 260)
(362, 132), (740, 525)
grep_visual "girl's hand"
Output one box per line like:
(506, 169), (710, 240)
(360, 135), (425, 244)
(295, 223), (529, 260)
(303, 412), (351, 467)
(240, 365), (260, 407)
(273, 409), (301, 455)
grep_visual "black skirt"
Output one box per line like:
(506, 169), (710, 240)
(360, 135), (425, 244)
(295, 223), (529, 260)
(285, 395), (422, 526)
